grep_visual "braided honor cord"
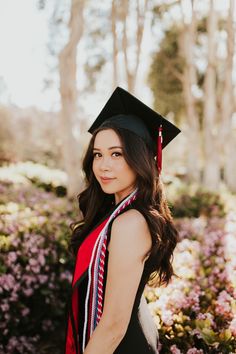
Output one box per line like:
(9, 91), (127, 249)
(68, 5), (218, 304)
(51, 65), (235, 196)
(82, 189), (138, 351)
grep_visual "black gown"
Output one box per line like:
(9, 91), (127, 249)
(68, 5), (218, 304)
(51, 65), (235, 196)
(107, 250), (159, 354)
(77, 204), (159, 354)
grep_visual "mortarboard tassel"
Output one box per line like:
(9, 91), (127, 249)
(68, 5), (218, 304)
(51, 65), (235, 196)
(157, 125), (162, 175)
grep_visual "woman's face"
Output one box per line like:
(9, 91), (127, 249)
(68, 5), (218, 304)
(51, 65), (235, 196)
(92, 129), (137, 204)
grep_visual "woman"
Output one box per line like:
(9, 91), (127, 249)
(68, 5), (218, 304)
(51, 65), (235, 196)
(65, 87), (181, 354)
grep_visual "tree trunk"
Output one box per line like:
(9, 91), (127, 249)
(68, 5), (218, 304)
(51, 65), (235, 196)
(121, 0), (148, 93)
(111, 0), (118, 89)
(179, 0), (201, 183)
(134, 0), (148, 88)
(202, 0), (220, 190)
(121, 0), (132, 91)
(59, 0), (85, 198)
(221, 0), (236, 191)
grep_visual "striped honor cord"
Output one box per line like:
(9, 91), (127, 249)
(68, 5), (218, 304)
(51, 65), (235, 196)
(82, 189), (138, 351)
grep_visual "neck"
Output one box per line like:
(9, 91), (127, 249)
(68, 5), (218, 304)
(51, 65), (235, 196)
(114, 187), (138, 205)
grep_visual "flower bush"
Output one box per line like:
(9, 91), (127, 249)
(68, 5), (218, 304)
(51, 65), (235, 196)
(169, 188), (226, 218)
(145, 214), (236, 353)
(0, 177), (77, 354)
(1, 162), (236, 353)
(0, 162), (68, 196)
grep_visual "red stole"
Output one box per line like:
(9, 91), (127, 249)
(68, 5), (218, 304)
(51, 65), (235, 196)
(65, 217), (108, 354)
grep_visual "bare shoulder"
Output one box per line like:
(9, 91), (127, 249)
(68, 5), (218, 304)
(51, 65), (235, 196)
(112, 208), (148, 232)
(109, 209), (152, 258)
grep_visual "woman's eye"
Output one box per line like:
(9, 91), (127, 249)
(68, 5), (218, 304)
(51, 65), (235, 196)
(93, 152), (101, 158)
(93, 152), (122, 158)
(112, 152), (122, 157)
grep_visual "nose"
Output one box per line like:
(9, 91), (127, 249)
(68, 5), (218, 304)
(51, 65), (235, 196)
(99, 156), (112, 171)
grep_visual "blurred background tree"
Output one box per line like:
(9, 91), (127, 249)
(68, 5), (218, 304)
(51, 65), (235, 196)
(149, 0), (236, 192)
(0, 0), (235, 196)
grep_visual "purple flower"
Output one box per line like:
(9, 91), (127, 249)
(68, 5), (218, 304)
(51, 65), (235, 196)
(42, 319), (53, 331)
(229, 316), (236, 336)
(38, 253), (45, 266)
(215, 290), (233, 317)
(187, 349), (204, 354)
(0, 274), (15, 291)
(38, 274), (48, 284)
(7, 251), (17, 263)
(23, 288), (33, 297)
(21, 307), (30, 317)
(170, 344), (182, 354)
(1, 303), (10, 312)
(161, 310), (174, 326)
(29, 258), (38, 267)
(60, 270), (72, 283)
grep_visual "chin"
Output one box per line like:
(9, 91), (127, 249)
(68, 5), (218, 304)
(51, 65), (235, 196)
(99, 185), (117, 194)
(100, 183), (127, 196)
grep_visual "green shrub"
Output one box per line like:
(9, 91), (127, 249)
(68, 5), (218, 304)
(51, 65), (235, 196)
(169, 189), (226, 218)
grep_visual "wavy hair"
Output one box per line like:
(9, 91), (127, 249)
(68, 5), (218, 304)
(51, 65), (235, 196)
(70, 122), (179, 286)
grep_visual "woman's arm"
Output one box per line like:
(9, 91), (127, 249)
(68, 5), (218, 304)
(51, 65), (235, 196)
(83, 209), (152, 354)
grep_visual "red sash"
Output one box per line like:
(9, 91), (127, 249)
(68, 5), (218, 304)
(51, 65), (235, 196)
(65, 217), (109, 354)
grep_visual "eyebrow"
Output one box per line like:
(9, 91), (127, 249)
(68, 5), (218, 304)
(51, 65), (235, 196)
(93, 146), (123, 151)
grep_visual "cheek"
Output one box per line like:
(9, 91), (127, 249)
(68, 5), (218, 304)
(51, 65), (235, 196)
(127, 169), (137, 183)
(114, 160), (127, 172)
(92, 160), (97, 175)
(117, 161), (136, 180)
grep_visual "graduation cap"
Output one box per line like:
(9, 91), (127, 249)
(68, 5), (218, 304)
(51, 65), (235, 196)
(88, 87), (181, 174)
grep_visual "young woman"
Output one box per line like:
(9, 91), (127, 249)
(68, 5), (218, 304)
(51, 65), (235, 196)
(65, 87), (181, 354)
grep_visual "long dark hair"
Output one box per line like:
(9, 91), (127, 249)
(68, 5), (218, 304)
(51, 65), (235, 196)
(70, 122), (179, 286)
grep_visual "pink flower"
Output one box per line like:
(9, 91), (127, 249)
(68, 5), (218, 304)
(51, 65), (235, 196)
(31, 265), (40, 274)
(23, 288), (33, 297)
(229, 316), (236, 336)
(0, 274), (15, 291)
(42, 319), (53, 331)
(3, 328), (9, 335)
(60, 270), (72, 282)
(7, 251), (17, 263)
(9, 292), (18, 302)
(29, 258), (38, 267)
(21, 307), (30, 317)
(215, 290), (233, 317)
(1, 303), (10, 312)
(6, 336), (18, 350)
(170, 344), (182, 354)
(22, 274), (37, 286)
(38, 253), (45, 266)
(196, 312), (215, 327)
(38, 275), (48, 284)
(187, 348), (204, 354)
(161, 310), (174, 326)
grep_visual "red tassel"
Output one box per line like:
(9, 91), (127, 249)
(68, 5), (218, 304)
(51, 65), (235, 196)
(157, 125), (162, 175)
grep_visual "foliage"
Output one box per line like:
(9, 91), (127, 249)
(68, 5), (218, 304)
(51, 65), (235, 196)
(145, 215), (236, 353)
(148, 25), (184, 120)
(169, 188), (226, 218)
(0, 177), (77, 353)
(0, 162), (68, 197)
(0, 108), (64, 168)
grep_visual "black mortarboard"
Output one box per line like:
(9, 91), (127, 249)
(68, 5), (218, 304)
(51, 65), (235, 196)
(88, 87), (181, 174)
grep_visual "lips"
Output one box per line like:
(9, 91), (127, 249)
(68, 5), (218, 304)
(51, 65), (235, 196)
(100, 176), (116, 183)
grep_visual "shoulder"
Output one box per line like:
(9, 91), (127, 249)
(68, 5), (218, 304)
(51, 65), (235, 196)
(108, 208), (152, 258)
(112, 208), (148, 233)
